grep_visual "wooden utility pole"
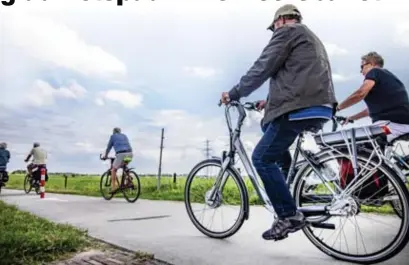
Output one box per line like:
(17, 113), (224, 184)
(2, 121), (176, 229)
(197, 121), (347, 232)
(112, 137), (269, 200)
(157, 128), (164, 190)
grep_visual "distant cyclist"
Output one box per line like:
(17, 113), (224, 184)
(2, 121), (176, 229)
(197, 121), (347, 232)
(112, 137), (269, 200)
(0, 142), (11, 186)
(102, 127), (133, 194)
(337, 51), (409, 143)
(221, 4), (336, 241)
(24, 142), (47, 184)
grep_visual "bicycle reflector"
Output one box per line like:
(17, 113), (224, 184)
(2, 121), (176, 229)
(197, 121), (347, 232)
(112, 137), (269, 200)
(380, 125), (392, 135)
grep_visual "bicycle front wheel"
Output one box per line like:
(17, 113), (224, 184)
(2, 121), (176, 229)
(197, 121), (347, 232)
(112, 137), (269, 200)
(293, 149), (409, 264)
(184, 158), (249, 239)
(99, 171), (118, 200)
(23, 174), (32, 194)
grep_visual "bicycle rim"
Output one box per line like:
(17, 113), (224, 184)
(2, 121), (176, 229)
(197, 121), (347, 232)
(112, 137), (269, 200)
(100, 171), (114, 200)
(184, 158), (248, 239)
(294, 150), (409, 264)
(24, 174), (32, 194)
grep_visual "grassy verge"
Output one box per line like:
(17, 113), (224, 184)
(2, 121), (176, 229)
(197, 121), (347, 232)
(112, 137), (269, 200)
(5, 173), (405, 215)
(0, 200), (91, 265)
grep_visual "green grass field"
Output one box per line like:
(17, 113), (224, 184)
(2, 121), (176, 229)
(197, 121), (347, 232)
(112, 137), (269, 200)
(0, 200), (91, 265)
(5, 173), (264, 203)
(4, 172), (402, 214)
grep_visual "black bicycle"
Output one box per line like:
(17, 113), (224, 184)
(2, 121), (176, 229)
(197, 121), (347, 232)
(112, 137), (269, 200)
(99, 154), (141, 203)
(23, 163), (43, 195)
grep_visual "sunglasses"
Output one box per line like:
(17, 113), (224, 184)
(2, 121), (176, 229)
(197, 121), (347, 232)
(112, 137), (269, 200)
(360, 63), (370, 71)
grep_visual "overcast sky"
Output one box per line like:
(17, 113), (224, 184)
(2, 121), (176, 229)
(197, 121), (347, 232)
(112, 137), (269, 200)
(1, 0), (409, 174)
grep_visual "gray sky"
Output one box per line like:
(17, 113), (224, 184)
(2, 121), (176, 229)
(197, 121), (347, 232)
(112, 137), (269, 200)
(1, 0), (409, 174)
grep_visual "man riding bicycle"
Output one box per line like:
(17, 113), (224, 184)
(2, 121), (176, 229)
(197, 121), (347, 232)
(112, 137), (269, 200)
(24, 142), (47, 184)
(336, 51), (409, 143)
(0, 142), (11, 186)
(102, 127), (133, 194)
(220, 4), (337, 241)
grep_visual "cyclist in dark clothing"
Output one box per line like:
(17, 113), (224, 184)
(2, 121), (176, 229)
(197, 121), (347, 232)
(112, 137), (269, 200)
(0, 142), (11, 185)
(220, 4), (337, 241)
(337, 51), (409, 142)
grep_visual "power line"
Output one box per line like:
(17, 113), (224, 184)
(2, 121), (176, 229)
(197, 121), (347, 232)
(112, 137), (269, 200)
(202, 139), (213, 177)
(157, 128), (164, 190)
(202, 139), (213, 159)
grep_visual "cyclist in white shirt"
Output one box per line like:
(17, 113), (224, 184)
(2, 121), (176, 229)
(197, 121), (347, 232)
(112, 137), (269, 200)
(24, 142), (47, 176)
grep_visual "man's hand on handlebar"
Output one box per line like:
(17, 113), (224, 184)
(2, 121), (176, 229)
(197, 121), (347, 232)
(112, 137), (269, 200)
(341, 117), (353, 125)
(255, 100), (266, 111)
(334, 115), (354, 126)
(220, 92), (231, 105)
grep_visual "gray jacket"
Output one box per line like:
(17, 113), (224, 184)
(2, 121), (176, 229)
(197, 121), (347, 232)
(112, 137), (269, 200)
(228, 23), (337, 126)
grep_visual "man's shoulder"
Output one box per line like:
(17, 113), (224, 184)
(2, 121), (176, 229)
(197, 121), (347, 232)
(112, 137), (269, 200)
(366, 68), (400, 82)
(280, 23), (311, 35)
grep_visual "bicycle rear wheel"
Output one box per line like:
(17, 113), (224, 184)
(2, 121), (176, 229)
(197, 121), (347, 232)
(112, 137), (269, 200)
(293, 149), (409, 264)
(184, 158), (249, 239)
(122, 170), (141, 203)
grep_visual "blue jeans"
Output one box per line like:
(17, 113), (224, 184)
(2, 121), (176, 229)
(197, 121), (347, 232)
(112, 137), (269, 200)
(253, 115), (327, 218)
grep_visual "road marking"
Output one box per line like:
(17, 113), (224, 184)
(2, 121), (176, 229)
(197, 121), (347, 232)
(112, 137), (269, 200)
(107, 215), (171, 222)
(39, 197), (69, 202)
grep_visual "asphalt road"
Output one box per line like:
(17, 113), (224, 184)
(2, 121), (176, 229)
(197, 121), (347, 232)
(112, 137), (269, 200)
(1, 188), (408, 265)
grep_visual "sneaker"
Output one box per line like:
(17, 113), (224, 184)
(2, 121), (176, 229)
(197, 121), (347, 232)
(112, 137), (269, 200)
(262, 211), (306, 241)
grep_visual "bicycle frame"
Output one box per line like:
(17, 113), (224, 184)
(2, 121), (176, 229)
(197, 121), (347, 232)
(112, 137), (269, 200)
(100, 154), (133, 187)
(210, 101), (343, 214)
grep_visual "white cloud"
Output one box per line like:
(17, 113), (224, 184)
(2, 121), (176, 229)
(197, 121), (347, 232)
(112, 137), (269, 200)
(95, 98), (105, 106)
(3, 11), (127, 79)
(332, 73), (349, 83)
(183, 66), (220, 78)
(324, 42), (348, 57)
(393, 21), (409, 47)
(25, 80), (87, 107)
(136, 109), (263, 174)
(96, 90), (143, 109)
(75, 141), (101, 154)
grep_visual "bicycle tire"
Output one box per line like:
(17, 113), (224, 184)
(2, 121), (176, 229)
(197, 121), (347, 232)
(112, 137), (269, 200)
(23, 174), (32, 194)
(390, 199), (403, 219)
(100, 171), (115, 200)
(122, 170), (141, 203)
(293, 149), (409, 264)
(184, 158), (249, 239)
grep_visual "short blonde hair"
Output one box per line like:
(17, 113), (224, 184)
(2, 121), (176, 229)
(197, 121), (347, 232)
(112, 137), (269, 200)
(361, 51), (384, 67)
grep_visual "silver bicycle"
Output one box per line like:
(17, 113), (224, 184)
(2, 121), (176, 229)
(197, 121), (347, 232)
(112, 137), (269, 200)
(331, 116), (409, 218)
(184, 100), (409, 264)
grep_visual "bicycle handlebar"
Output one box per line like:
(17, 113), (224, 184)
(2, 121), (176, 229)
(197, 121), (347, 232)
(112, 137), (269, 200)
(219, 99), (355, 134)
(333, 115), (354, 124)
(218, 99), (262, 111)
(331, 115), (354, 132)
(218, 99), (263, 133)
(99, 154), (115, 161)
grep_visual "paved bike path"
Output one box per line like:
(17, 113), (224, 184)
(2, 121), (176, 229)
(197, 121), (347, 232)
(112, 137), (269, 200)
(1, 189), (408, 265)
